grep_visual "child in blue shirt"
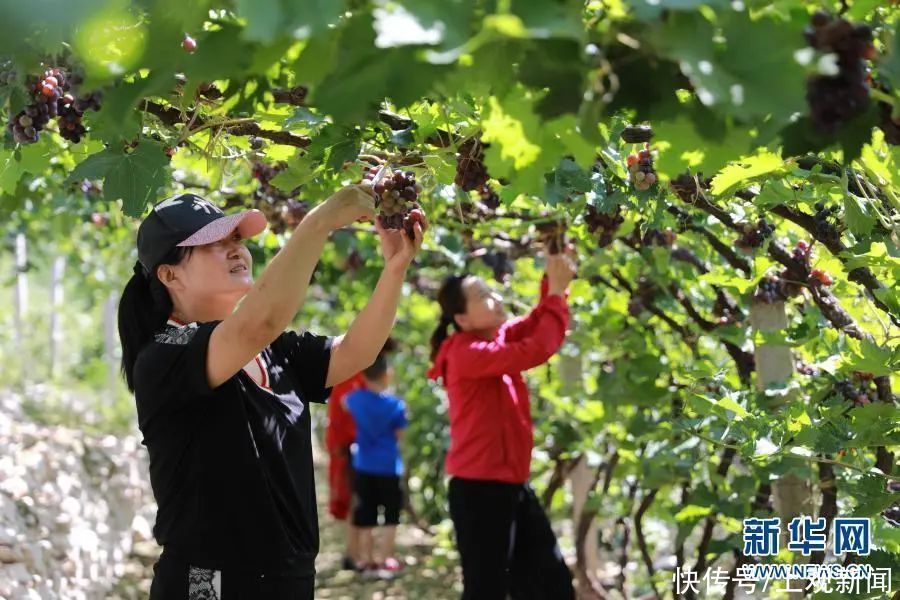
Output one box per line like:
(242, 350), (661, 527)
(343, 352), (408, 576)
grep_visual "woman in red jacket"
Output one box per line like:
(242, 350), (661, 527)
(427, 251), (577, 600)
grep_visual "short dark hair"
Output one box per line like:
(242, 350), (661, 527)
(363, 353), (389, 381)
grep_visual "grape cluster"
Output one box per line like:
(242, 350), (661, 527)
(812, 202), (841, 243)
(251, 160), (297, 234)
(670, 172), (712, 203)
(479, 184), (500, 210)
(626, 146), (657, 191)
(804, 11), (876, 132)
(620, 125), (653, 144)
(585, 205), (624, 248)
(712, 294), (741, 325)
(642, 228), (677, 247)
(735, 219), (775, 251)
(364, 165), (424, 239)
(7, 67), (99, 145)
(834, 377), (876, 406)
(884, 505), (900, 528)
(281, 199), (309, 229)
(879, 99), (900, 145)
(754, 275), (786, 304)
(627, 276), (658, 317)
(481, 250), (513, 284)
(455, 138), (490, 191)
(795, 362), (819, 376)
(777, 240), (815, 297)
(535, 220), (567, 254)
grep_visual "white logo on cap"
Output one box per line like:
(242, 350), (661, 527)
(155, 195), (222, 215)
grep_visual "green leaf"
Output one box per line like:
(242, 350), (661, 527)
(271, 155), (317, 193)
(843, 194), (876, 237)
(510, 0), (584, 40)
(710, 151), (785, 196)
(651, 12), (806, 121)
(236, 0), (283, 43)
(754, 178), (795, 209)
(841, 243), (900, 277)
(841, 337), (897, 377)
(544, 158), (592, 205)
(402, 0), (475, 51)
(482, 90), (543, 179)
(67, 141), (170, 216)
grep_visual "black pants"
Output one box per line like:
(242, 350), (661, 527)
(149, 550), (314, 600)
(448, 478), (575, 600)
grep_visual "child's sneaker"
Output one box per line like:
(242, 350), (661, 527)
(360, 562), (381, 581)
(340, 555), (358, 571)
(376, 557), (404, 580)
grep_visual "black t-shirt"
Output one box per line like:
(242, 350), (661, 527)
(132, 319), (332, 576)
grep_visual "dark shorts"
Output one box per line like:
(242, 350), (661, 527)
(352, 470), (403, 527)
(149, 550), (314, 600)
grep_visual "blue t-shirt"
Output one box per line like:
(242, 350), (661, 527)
(345, 388), (407, 476)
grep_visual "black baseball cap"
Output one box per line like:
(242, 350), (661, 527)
(136, 193), (267, 273)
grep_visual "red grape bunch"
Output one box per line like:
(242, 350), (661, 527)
(455, 138), (490, 191)
(363, 164), (425, 239)
(804, 11), (876, 132)
(626, 145), (657, 191)
(7, 67), (99, 145)
(585, 205), (624, 248)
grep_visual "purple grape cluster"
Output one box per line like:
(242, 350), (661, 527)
(479, 184), (500, 210)
(585, 205), (624, 248)
(735, 219), (775, 251)
(455, 139), (489, 191)
(754, 275), (785, 304)
(804, 11), (876, 132)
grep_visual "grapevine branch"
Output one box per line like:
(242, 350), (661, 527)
(768, 204), (900, 326)
(723, 482), (772, 600)
(634, 488), (661, 600)
(141, 100), (311, 148)
(666, 205), (752, 274)
(686, 446), (737, 600)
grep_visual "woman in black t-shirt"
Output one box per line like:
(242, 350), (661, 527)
(117, 188), (426, 600)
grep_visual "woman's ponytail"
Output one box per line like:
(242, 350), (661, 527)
(429, 274), (469, 362)
(118, 248), (191, 392)
(429, 314), (455, 362)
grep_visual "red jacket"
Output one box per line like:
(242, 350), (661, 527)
(325, 373), (366, 452)
(427, 281), (569, 484)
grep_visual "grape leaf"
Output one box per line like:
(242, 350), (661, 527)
(235, 0), (283, 43)
(67, 141), (170, 216)
(710, 151), (785, 196)
(844, 194), (877, 237)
